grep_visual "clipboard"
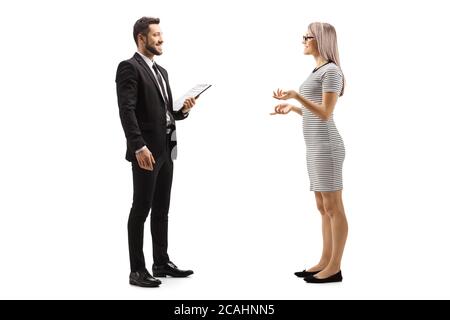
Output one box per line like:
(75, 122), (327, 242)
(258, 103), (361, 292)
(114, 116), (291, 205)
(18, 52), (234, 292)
(174, 84), (212, 111)
(193, 84), (212, 99)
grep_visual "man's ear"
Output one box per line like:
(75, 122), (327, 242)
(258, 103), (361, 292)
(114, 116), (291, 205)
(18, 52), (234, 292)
(138, 34), (145, 45)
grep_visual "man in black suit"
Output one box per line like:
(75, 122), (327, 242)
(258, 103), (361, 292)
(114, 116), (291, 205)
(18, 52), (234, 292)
(116, 17), (195, 288)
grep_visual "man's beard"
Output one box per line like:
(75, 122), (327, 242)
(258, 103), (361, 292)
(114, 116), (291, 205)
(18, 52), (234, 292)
(145, 42), (162, 56)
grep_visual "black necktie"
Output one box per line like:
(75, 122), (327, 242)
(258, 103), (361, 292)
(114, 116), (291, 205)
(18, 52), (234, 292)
(152, 63), (177, 159)
(152, 64), (175, 128)
(152, 64), (169, 105)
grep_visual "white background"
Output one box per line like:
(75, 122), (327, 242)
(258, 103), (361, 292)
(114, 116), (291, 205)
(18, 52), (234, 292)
(1, 0), (449, 299)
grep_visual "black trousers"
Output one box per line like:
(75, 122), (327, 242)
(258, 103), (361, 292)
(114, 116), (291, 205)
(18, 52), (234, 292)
(128, 138), (173, 272)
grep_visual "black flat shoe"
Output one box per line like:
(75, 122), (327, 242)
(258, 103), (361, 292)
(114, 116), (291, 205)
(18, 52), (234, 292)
(294, 269), (321, 278)
(304, 271), (343, 283)
(129, 270), (161, 288)
(152, 261), (194, 278)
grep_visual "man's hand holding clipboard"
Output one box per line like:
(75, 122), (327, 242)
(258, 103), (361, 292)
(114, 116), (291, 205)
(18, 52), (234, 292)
(175, 84), (212, 113)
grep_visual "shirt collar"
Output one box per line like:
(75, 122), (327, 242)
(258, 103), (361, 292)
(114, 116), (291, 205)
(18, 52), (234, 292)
(136, 51), (156, 69)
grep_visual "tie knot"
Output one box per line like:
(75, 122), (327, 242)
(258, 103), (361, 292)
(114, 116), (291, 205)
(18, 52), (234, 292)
(152, 64), (158, 73)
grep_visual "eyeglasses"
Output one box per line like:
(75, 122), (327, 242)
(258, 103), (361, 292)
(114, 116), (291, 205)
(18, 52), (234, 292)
(303, 36), (315, 42)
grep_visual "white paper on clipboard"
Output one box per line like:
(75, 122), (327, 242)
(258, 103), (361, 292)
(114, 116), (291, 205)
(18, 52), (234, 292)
(174, 84), (212, 111)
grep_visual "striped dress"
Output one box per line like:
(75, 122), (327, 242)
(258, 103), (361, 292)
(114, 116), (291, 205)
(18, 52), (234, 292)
(299, 62), (345, 192)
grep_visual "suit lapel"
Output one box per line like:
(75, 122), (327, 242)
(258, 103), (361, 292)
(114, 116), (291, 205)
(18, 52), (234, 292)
(133, 53), (166, 104)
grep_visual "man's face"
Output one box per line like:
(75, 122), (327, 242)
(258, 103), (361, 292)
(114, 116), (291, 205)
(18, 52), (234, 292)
(142, 24), (164, 56)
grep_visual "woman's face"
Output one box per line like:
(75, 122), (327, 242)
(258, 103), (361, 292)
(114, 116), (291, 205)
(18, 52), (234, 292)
(302, 31), (318, 55)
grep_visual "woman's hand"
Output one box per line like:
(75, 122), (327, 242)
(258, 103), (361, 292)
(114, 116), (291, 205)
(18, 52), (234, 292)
(273, 88), (298, 101)
(270, 103), (293, 115)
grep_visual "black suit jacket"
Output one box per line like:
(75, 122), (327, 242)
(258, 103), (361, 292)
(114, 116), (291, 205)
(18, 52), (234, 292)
(116, 53), (188, 161)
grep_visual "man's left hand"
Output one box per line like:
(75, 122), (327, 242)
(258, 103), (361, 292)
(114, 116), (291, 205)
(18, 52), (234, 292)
(181, 97), (196, 114)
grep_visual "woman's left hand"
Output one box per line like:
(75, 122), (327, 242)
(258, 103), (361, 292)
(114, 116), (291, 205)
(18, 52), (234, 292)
(273, 88), (297, 101)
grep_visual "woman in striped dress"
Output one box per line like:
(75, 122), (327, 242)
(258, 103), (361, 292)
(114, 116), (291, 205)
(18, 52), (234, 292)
(271, 22), (348, 283)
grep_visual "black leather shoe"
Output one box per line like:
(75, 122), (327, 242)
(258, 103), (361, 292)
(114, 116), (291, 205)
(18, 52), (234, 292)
(304, 271), (343, 283)
(129, 270), (161, 287)
(152, 261), (194, 278)
(143, 269), (162, 284)
(294, 269), (321, 278)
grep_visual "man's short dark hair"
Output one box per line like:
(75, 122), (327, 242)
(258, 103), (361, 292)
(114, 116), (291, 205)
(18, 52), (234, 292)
(133, 17), (160, 45)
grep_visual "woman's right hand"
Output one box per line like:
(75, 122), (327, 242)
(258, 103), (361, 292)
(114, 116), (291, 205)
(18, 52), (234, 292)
(270, 103), (293, 115)
(273, 89), (298, 101)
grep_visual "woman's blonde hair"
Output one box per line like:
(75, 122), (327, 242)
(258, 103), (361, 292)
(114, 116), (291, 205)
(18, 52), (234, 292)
(308, 22), (345, 96)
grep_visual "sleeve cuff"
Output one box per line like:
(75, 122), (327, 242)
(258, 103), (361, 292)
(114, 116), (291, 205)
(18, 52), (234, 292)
(135, 145), (148, 154)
